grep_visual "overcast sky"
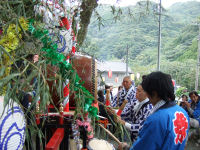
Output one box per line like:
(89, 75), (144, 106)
(98, 0), (200, 8)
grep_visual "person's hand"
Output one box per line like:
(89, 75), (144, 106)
(119, 100), (128, 110)
(116, 116), (125, 125)
(106, 89), (110, 94)
(118, 142), (129, 150)
(108, 108), (116, 114)
(184, 101), (190, 108)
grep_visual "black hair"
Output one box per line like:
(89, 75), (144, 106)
(189, 91), (199, 97)
(181, 94), (188, 100)
(142, 71), (175, 101)
(118, 85), (123, 91)
(97, 89), (105, 103)
(142, 75), (147, 81)
(105, 85), (110, 90)
(98, 90), (104, 98)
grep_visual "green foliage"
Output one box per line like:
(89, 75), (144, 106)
(175, 87), (188, 99)
(164, 25), (198, 61)
(85, 1), (200, 91)
(160, 59), (197, 91)
(168, 1), (200, 23)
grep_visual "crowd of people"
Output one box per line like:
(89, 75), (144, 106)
(97, 71), (200, 150)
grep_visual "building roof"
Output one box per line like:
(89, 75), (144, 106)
(97, 61), (132, 73)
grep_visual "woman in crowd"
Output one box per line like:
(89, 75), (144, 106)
(117, 83), (153, 142)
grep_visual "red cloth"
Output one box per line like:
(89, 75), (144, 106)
(106, 99), (110, 106)
(92, 101), (99, 112)
(117, 109), (122, 116)
(64, 103), (69, 112)
(60, 17), (70, 30)
(72, 46), (76, 54)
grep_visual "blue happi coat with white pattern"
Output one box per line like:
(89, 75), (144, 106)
(131, 101), (189, 150)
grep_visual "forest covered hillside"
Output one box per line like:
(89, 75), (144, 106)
(83, 1), (200, 90)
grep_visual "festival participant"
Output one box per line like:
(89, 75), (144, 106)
(119, 77), (138, 122)
(111, 76), (136, 107)
(98, 90), (107, 117)
(98, 90), (105, 104)
(180, 94), (189, 115)
(131, 71), (189, 150)
(109, 84), (114, 103)
(183, 91), (200, 128)
(117, 83), (153, 142)
(113, 85), (123, 107)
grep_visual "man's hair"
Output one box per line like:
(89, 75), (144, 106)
(98, 90), (104, 97)
(123, 76), (131, 81)
(189, 91), (199, 97)
(105, 84), (111, 90)
(142, 71), (175, 101)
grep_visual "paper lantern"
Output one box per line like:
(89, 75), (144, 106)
(0, 96), (26, 150)
(136, 73), (140, 79)
(108, 70), (112, 78)
(35, 0), (74, 55)
(131, 74), (135, 80)
(172, 79), (176, 87)
(115, 77), (119, 83)
(49, 30), (72, 55)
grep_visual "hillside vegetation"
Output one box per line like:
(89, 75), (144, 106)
(83, 1), (200, 90)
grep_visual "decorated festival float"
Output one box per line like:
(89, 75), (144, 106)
(0, 0), (130, 149)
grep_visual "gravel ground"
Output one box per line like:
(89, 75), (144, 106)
(185, 129), (200, 150)
(185, 140), (200, 150)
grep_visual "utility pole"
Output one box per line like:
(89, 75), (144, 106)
(157, 0), (162, 71)
(195, 24), (200, 90)
(126, 45), (129, 76)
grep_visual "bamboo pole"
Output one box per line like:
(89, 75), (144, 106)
(98, 124), (121, 145)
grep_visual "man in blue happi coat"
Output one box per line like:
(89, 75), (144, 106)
(130, 71), (189, 150)
(183, 91), (200, 128)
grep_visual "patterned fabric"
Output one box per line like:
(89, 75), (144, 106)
(104, 92), (113, 105)
(110, 92), (113, 103)
(150, 100), (166, 114)
(131, 102), (189, 150)
(111, 85), (136, 107)
(125, 99), (153, 141)
(191, 98), (200, 124)
(121, 97), (138, 122)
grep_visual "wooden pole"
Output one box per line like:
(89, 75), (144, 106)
(98, 124), (121, 145)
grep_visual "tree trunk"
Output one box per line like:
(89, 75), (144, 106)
(77, 0), (98, 47)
